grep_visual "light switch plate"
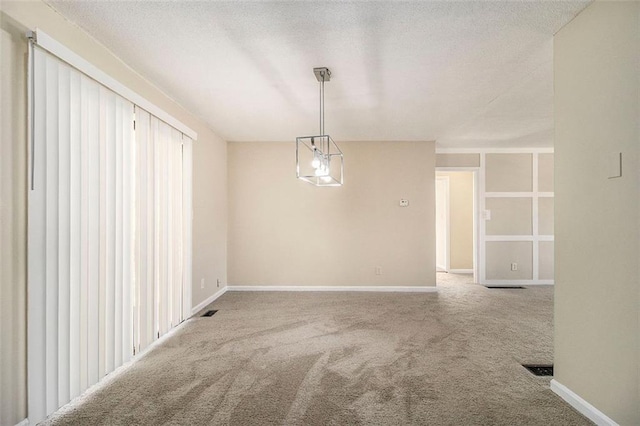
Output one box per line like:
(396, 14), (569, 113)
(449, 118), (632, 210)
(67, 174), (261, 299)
(483, 210), (491, 220)
(607, 152), (622, 179)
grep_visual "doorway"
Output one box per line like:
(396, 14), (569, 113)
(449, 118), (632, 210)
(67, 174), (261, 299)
(435, 170), (478, 281)
(435, 176), (450, 272)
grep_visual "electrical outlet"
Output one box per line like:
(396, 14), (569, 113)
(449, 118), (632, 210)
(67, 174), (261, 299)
(200, 278), (205, 289)
(375, 266), (382, 275)
(511, 263), (518, 271)
(217, 279), (221, 288)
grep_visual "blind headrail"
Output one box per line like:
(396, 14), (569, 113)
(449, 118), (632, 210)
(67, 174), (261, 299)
(28, 28), (197, 140)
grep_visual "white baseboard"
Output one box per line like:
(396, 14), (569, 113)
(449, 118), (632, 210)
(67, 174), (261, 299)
(550, 379), (618, 426)
(227, 285), (437, 293)
(15, 419), (29, 426)
(482, 279), (554, 286)
(448, 269), (473, 274)
(190, 286), (228, 315)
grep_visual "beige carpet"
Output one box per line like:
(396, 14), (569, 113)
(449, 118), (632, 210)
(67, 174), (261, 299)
(44, 274), (592, 425)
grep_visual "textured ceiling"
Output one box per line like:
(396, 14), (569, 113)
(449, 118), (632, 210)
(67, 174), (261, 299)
(46, 1), (589, 147)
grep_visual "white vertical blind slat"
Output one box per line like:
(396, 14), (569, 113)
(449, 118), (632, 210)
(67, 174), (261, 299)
(57, 62), (71, 407)
(114, 96), (123, 370)
(122, 101), (134, 364)
(79, 74), (90, 395)
(132, 109), (140, 354)
(86, 78), (104, 387)
(45, 54), (60, 414)
(104, 89), (115, 376)
(158, 120), (168, 337)
(172, 129), (183, 325)
(86, 76), (100, 389)
(146, 112), (155, 347)
(68, 69), (81, 401)
(147, 114), (156, 347)
(136, 108), (153, 352)
(166, 126), (173, 329)
(28, 45), (48, 424)
(153, 117), (161, 341)
(97, 87), (107, 381)
(182, 137), (193, 320)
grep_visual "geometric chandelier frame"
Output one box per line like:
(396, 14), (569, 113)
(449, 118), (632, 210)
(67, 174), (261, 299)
(296, 67), (344, 186)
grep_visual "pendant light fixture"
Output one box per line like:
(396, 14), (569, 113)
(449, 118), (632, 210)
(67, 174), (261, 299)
(296, 67), (344, 186)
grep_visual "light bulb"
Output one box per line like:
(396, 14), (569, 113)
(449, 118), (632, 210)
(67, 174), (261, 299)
(311, 149), (321, 169)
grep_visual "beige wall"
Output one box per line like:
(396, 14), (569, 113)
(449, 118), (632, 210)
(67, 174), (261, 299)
(554, 1), (639, 424)
(486, 241), (533, 280)
(538, 153), (554, 192)
(0, 17), (28, 426)
(538, 241), (554, 281)
(485, 198), (532, 235)
(0, 2), (228, 423)
(228, 141), (436, 287)
(436, 172), (474, 270)
(435, 153), (480, 168)
(485, 153), (533, 192)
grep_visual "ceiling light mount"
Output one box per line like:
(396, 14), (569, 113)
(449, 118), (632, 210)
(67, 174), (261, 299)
(313, 67), (331, 82)
(296, 67), (343, 187)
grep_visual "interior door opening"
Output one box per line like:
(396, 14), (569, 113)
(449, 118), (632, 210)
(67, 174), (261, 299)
(435, 176), (450, 272)
(435, 170), (478, 282)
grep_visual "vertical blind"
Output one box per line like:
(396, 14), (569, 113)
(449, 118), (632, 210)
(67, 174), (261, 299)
(134, 108), (192, 352)
(28, 43), (193, 424)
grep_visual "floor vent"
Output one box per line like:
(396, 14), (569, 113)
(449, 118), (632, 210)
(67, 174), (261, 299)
(522, 364), (553, 376)
(202, 310), (218, 317)
(485, 286), (525, 289)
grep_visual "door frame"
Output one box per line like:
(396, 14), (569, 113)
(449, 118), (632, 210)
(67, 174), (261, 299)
(435, 175), (450, 272)
(435, 168), (480, 283)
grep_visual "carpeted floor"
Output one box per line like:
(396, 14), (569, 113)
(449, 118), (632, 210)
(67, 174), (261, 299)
(44, 274), (592, 425)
